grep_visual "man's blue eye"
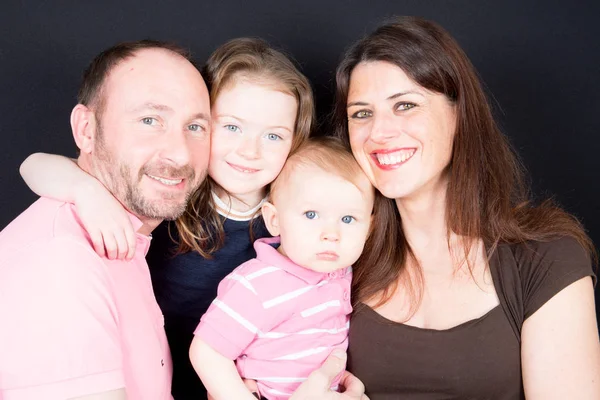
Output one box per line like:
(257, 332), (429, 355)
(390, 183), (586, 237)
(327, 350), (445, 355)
(304, 211), (317, 219)
(341, 215), (355, 224)
(189, 124), (204, 132)
(142, 117), (156, 125)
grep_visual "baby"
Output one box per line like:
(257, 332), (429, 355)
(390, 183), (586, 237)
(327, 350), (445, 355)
(190, 136), (374, 399)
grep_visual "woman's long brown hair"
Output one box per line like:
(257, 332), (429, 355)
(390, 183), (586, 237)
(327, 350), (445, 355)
(333, 16), (596, 308)
(176, 38), (314, 258)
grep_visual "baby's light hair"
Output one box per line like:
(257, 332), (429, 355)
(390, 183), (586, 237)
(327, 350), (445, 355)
(270, 136), (373, 202)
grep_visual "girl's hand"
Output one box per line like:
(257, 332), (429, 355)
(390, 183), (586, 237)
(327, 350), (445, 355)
(20, 152), (138, 260)
(74, 178), (136, 260)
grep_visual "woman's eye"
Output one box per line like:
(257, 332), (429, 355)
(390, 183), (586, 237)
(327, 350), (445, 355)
(350, 110), (372, 119)
(141, 117), (157, 125)
(341, 215), (355, 224)
(396, 102), (416, 111)
(266, 133), (282, 141)
(224, 124), (241, 133)
(304, 211), (318, 220)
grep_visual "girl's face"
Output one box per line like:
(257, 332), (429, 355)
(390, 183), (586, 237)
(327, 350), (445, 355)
(209, 79), (297, 207)
(346, 61), (456, 202)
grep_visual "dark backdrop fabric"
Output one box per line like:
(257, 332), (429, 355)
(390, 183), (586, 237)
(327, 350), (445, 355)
(1, 1), (598, 321)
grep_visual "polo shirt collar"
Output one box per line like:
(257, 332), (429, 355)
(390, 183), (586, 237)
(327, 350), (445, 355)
(254, 237), (330, 285)
(126, 211), (152, 257)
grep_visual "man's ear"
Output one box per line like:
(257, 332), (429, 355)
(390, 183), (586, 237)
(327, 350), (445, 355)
(261, 201), (280, 237)
(71, 104), (97, 154)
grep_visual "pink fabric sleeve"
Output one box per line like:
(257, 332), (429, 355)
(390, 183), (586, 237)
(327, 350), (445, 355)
(0, 238), (125, 399)
(194, 268), (274, 360)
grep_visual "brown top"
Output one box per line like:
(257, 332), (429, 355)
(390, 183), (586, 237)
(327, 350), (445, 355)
(347, 237), (596, 400)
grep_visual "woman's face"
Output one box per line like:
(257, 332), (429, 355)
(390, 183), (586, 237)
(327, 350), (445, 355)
(347, 61), (457, 202)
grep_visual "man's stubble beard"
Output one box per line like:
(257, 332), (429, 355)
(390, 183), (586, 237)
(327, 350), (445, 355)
(92, 124), (205, 221)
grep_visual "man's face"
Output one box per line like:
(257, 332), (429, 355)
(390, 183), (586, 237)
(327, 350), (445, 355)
(88, 49), (211, 223)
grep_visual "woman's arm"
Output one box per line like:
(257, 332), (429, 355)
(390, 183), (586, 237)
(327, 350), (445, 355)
(522, 276), (600, 399)
(189, 337), (259, 400)
(20, 153), (136, 259)
(216, 351), (368, 400)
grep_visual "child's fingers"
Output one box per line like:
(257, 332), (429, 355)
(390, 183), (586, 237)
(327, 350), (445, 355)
(115, 231), (129, 260)
(103, 232), (118, 260)
(125, 227), (137, 260)
(90, 230), (106, 258)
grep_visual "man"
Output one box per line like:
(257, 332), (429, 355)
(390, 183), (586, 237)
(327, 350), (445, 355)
(0, 41), (211, 399)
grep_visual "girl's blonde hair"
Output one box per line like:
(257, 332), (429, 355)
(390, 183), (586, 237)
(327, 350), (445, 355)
(176, 38), (315, 257)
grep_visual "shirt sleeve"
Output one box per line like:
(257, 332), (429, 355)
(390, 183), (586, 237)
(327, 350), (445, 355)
(0, 237), (125, 399)
(515, 236), (596, 320)
(194, 263), (278, 360)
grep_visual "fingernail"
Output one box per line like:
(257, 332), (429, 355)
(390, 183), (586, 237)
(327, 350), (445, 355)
(251, 392), (260, 399)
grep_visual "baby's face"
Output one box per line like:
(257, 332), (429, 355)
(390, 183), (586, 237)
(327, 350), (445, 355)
(273, 164), (374, 273)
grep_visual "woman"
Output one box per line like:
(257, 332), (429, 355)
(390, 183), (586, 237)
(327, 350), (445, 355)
(333, 16), (600, 399)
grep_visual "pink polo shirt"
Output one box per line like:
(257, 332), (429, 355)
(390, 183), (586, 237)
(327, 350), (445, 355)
(195, 237), (352, 400)
(0, 198), (172, 400)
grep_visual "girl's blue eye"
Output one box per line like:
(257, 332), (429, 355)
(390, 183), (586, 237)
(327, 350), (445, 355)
(341, 215), (355, 224)
(225, 124), (240, 133)
(304, 211), (318, 220)
(266, 133), (282, 141)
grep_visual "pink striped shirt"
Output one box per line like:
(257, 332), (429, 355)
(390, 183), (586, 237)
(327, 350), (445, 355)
(194, 237), (352, 399)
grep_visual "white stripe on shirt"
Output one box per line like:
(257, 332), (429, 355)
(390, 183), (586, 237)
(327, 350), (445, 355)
(273, 346), (329, 361)
(246, 266), (281, 280)
(263, 387), (293, 396)
(300, 299), (341, 318)
(213, 299), (258, 334)
(257, 322), (349, 339)
(262, 281), (328, 309)
(225, 273), (257, 295)
(248, 376), (307, 384)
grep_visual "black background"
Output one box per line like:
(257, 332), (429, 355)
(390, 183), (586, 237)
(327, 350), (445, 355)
(1, 1), (599, 318)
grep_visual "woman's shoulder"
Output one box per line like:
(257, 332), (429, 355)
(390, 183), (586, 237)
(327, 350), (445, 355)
(497, 236), (595, 320)
(506, 236), (591, 270)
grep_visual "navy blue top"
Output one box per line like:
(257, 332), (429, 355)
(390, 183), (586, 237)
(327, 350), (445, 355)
(148, 217), (271, 399)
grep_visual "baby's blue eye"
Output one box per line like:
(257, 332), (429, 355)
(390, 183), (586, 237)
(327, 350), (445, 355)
(341, 215), (355, 224)
(266, 133), (282, 141)
(304, 211), (318, 220)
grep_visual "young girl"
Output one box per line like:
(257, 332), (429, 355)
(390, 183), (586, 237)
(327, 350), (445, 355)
(190, 137), (374, 400)
(19, 37), (314, 399)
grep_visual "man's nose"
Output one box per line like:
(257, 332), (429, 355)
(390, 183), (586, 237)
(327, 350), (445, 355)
(160, 128), (191, 167)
